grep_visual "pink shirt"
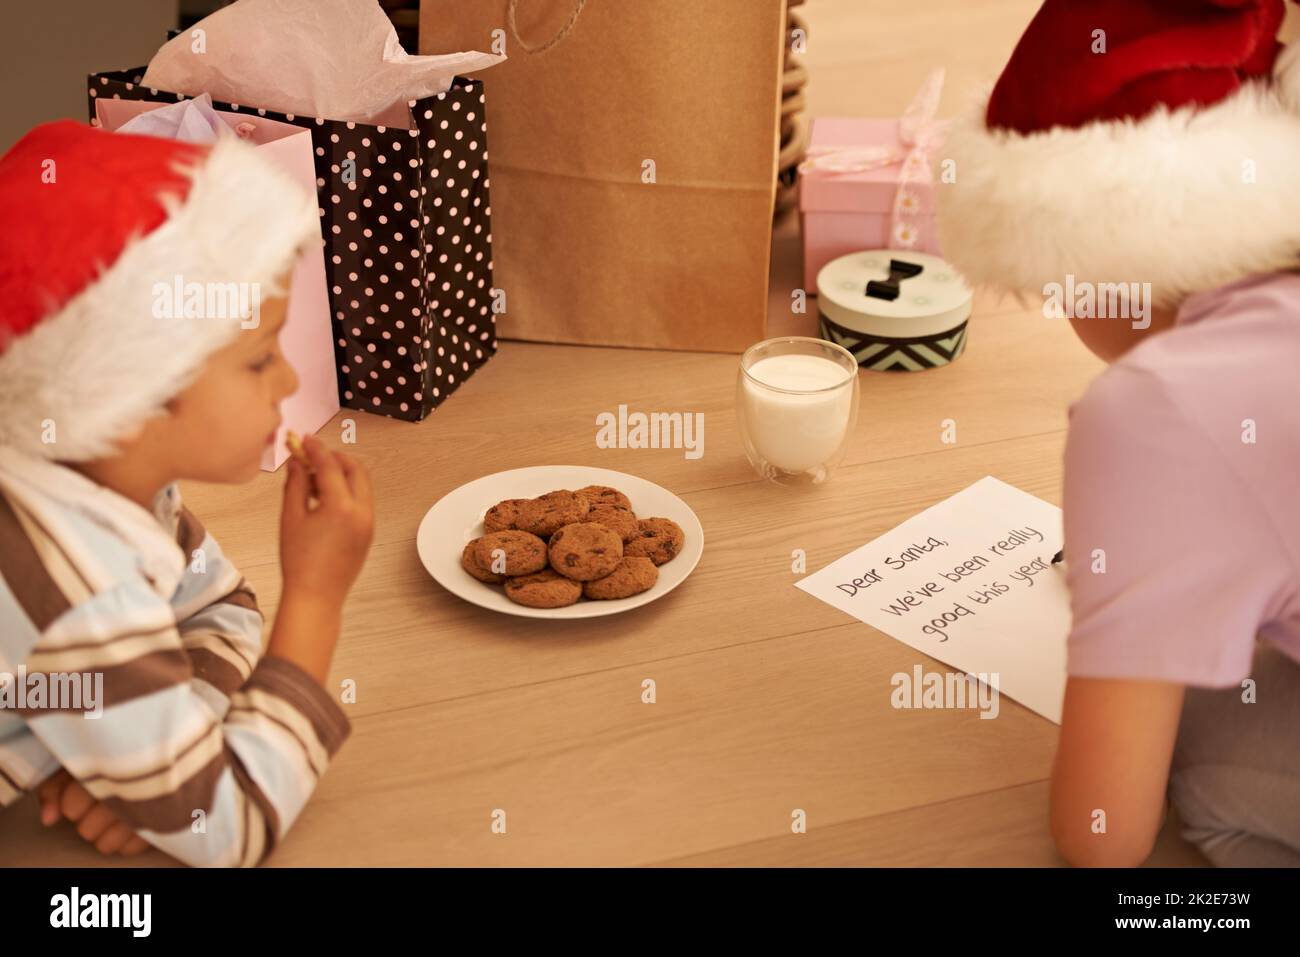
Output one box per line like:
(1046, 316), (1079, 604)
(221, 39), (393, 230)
(1063, 272), (1300, 687)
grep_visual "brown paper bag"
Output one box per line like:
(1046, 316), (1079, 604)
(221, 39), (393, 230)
(420, 0), (786, 353)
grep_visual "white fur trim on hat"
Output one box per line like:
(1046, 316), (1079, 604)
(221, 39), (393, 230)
(0, 133), (320, 462)
(937, 58), (1300, 309)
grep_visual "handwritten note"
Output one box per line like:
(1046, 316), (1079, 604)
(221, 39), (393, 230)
(795, 476), (1069, 723)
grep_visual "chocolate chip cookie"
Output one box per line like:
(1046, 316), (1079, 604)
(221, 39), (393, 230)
(483, 498), (528, 533)
(576, 484), (632, 510)
(546, 522), (623, 581)
(515, 490), (590, 538)
(586, 503), (638, 543)
(503, 569), (583, 608)
(624, 517), (685, 565)
(461, 539), (506, 584)
(470, 529), (548, 577)
(583, 556), (659, 600)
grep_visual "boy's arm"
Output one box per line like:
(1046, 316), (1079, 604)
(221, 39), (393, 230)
(171, 505), (265, 705)
(21, 606), (349, 868)
(26, 436), (369, 867)
(1049, 676), (1185, 867)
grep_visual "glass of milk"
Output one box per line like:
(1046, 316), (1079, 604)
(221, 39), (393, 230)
(736, 337), (860, 485)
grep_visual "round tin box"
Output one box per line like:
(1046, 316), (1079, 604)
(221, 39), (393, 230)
(816, 249), (973, 372)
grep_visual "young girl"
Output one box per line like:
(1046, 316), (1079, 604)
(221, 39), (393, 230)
(938, 0), (1300, 866)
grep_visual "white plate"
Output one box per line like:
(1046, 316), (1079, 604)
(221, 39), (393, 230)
(416, 466), (704, 619)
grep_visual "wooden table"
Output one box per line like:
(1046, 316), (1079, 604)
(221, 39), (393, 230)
(0, 223), (1204, 867)
(0, 0), (1211, 868)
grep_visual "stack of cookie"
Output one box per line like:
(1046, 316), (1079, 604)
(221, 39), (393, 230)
(460, 486), (686, 609)
(777, 0), (811, 217)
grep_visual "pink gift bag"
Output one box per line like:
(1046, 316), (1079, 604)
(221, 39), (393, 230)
(93, 99), (339, 472)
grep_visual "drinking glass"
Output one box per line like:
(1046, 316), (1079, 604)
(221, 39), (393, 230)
(736, 336), (860, 486)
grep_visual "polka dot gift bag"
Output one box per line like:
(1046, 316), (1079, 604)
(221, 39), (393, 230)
(88, 46), (499, 422)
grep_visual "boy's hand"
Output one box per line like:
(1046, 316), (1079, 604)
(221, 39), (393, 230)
(279, 434), (375, 602)
(37, 770), (152, 857)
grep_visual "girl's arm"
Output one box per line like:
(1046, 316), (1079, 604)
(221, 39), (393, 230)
(1050, 675), (1185, 867)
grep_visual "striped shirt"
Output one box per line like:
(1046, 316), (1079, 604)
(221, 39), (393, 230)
(0, 449), (350, 867)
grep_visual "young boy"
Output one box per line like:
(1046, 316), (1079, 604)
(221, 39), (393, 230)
(0, 121), (374, 866)
(939, 0), (1300, 866)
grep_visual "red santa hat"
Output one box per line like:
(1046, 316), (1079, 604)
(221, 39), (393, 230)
(938, 0), (1300, 307)
(0, 120), (319, 462)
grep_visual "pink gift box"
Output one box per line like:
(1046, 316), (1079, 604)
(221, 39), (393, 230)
(798, 117), (942, 292)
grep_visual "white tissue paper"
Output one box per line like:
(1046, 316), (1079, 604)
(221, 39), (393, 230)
(115, 93), (223, 143)
(142, 0), (504, 128)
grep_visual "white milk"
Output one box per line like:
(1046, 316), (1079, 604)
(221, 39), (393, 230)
(741, 354), (855, 473)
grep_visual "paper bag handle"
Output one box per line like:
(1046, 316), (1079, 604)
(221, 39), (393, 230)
(507, 0), (586, 55)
